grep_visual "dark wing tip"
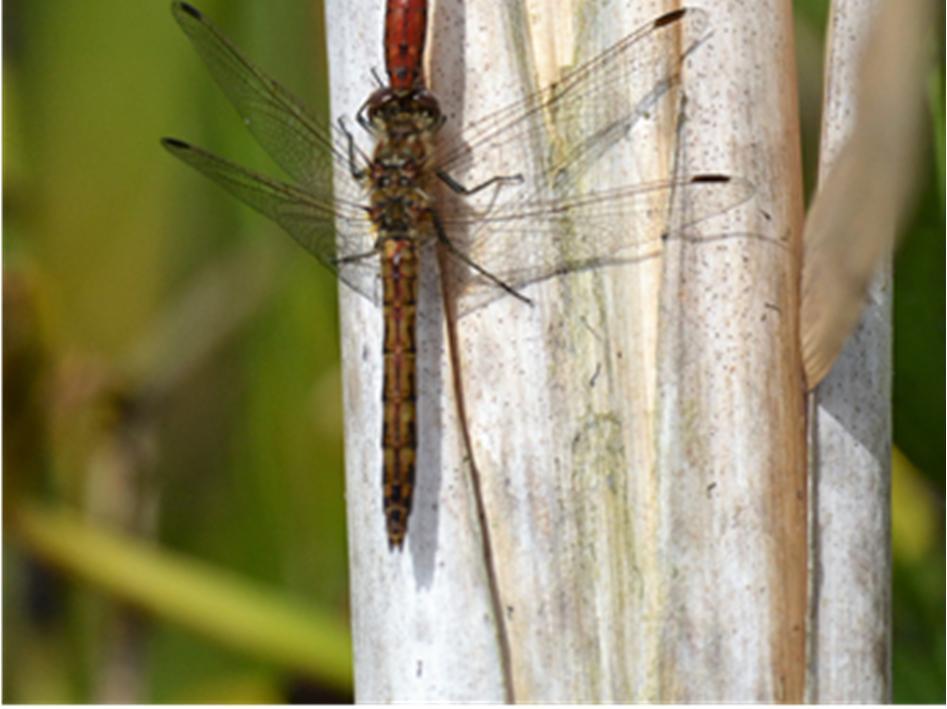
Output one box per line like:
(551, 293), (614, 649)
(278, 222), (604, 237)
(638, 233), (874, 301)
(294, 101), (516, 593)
(174, 2), (202, 20)
(161, 137), (192, 152)
(654, 8), (687, 29)
(691, 174), (731, 184)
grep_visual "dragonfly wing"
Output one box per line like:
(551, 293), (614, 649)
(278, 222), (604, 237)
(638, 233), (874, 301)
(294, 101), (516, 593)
(440, 174), (772, 315)
(171, 2), (353, 191)
(163, 138), (381, 304)
(426, 8), (770, 315)
(435, 8), (709, 197)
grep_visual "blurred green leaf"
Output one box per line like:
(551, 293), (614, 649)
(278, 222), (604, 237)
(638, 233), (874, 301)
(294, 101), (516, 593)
(891, 447), (937, 564)
(170, 671), (284, 704)
(9, 500), (353, 694)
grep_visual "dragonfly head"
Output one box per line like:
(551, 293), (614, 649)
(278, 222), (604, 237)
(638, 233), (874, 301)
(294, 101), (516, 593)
(365, 87), (443, 136)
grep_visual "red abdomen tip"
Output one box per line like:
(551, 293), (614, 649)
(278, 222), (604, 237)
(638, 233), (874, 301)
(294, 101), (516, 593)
(384, 0), (428, 90)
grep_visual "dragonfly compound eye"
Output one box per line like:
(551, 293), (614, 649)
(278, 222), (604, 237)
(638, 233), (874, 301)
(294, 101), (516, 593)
(410, 90), (442, 126)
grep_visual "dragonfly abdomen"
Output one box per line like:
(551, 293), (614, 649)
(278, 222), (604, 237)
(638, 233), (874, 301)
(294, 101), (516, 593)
(384, 0), (427, 91)
(381, 236), (419, 549)
(366, 87), (442, 549)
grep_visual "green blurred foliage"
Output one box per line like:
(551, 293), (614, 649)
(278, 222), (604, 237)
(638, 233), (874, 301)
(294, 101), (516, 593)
(4, 0), (351, 702)
(2, 0), (944, 703)
(890, 4), (945, 702)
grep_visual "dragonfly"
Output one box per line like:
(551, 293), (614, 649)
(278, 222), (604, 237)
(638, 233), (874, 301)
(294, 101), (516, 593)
(162, 1), (752, 550)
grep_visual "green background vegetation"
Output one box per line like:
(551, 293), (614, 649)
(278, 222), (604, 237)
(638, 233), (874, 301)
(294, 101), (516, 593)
(3, 0), (943, 702)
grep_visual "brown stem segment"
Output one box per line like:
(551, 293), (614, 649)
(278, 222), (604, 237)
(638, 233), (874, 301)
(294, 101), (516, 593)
(437, 245), (516, 702)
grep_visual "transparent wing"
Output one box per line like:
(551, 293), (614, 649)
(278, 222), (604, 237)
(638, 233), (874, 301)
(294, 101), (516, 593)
(434, 8), (709, 192)
(439, 175), (763, 314)
(162, 138), (381, 303)
(168, 2), (386, 302)
(171, 2), (357, 194)
(167, 3), (768, 319)
(422, 8), (761, 312)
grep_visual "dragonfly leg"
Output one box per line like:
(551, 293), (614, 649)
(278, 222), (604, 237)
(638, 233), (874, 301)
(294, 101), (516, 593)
(370, 66), (385, 89)
(436, 169), (524, 197)
(337, 117), (368, 180)
(355, 98), (373, 133)
(333, 246), (381, 266)
(433, 214), (532, 305)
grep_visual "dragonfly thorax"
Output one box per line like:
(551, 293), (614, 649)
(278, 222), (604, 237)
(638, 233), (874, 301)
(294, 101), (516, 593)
(368, 175), (433, 236)
(365, 88), (440, 238)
